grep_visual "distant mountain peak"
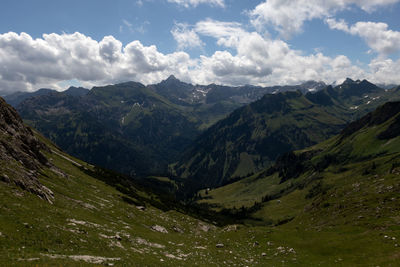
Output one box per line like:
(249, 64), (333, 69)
(64, 86), (89, 97)
(166, 74), (178, 81)
(161, 75), (187, 86)
(300, 80), (326, 92)
(343, 78), (355, 84)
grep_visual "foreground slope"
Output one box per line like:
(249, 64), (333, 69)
(173, 79), (400, 191)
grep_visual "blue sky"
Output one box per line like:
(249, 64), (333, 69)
(0, 0), (400, 92)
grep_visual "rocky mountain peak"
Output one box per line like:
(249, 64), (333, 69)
(343, 78), (355, 84)
(166, 74), (178, 81)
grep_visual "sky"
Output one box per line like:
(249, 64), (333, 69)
(0, 0), (400, 93)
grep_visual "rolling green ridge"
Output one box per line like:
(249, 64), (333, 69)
(192, 101), (400, 265)
(17, 81), (202, 176)
(172, 79), (400, 192)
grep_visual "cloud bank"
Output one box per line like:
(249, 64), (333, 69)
(0, 27), (399, 94)
(1, 0), (400, 93)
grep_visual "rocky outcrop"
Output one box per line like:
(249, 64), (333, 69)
(0, 97), (54, 203)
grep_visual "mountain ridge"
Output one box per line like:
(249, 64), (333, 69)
(172, 79), (400, 192)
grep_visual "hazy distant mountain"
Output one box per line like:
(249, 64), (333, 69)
(3, 86), (89, 108)
(4, 88), (57, 107)
(150, 75), (326, 106)
(377, 83), (399, 90)
(62, 86), (89, 96)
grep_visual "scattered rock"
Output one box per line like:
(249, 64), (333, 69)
(216, 243), (224, 248)
(172, 226), (184, 233)
(223, 224), (239, 232)
(151, 225), (168, 234)
(17, 258), (40, 262)
(41, 254), (120, 264)
(261, 252), (267, 257)
(135, 237), (165, 249)
(197, 222), (215, 233)
(1, 174), (10, 183)
(109, 240), (124, 249)
(164, 253), (183, 260)
(277, 246), (285, 253)
(136, 206), (145, 211)
(67, 218), (101, 228)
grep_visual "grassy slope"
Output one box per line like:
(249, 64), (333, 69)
(196, 104), (400, 266)
(0, 132), (321, 266)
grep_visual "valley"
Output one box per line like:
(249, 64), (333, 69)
(1, 78), (400, 266)
(2, 0), (400, 265)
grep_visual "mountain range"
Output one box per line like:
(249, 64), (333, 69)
(172, 79), (400, 192)
(9, 78), (400, 193)
(10, 76), (328, 178)
(1, 87), (400, 265)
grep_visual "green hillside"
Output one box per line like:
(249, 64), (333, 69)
(193, 101), (400, 265)
(17, 81), (202, 176)
(13, 78), (329, 179)
(172, 79), (400, 192)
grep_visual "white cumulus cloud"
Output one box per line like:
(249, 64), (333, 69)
(185, 19), (366, 86)
(0, 32), (195, 93)
(250, 0), (400, 38)
(326, 18), (400, 56)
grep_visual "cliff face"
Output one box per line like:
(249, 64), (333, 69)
(0, 97), (53, 202)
